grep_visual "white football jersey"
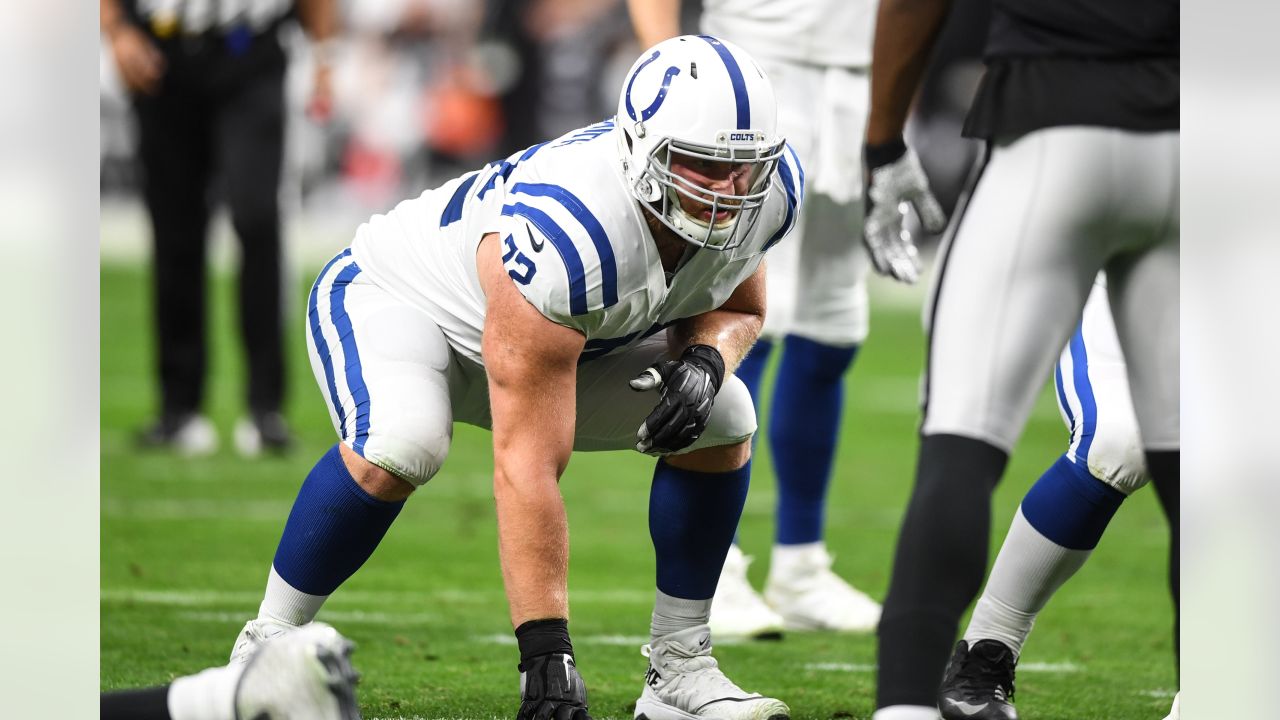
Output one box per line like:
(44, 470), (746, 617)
(349, 119), (805, 365)
(700, 0), (875, 68)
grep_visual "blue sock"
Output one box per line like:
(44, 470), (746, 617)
(650, 459), (751, 599)
(769, 335), (859, 545)
(1020, 454), (1125, 551)
(273, 445), (406, 595)
(735, 337), (773, 412)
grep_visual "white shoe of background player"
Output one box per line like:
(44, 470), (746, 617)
(764, 543), (881, 632)
(709, 545), (786, 640)
(1162, 692), (1180, 720)
(634, 624), (790, 720)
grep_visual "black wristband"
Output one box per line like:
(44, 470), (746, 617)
(681, 344), (725, 393)
(515, 618), (574, 668)
(864, 137), (908, 171)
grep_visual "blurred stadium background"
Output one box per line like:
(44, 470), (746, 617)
(100, 0), (1177, 717)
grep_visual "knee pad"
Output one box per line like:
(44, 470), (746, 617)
(357, 420), (451, 488)
(687, 375), (757, 451)
(1072, 432), (1149, 495)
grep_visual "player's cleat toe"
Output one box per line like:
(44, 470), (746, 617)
(937, 640), (1018, 720)
(234, 621), (361, 719)
(1162, 692), (1180, 720)
(710, 546), (785, 641)
(763, 545), (880, 632)
(137, 412), (217, 456)
(634, 624), (790, 720)
(231, 617), (297, 665)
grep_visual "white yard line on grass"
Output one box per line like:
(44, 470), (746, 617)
(803, 661), (1082, 673)
(178, 609), (436, 625)
(475, 633), (748, 647)
(102, 587), (652, 607)
(102, 498), (291, 521)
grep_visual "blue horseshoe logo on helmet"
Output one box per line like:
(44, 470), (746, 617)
(625, 51), (682, 122)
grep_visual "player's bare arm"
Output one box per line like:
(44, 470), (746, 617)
(861, 0), (951, 283)
(625, 0), (682, 49)
(478, 232), (586, 628)
(671, 264), (766, 375)
(866, 0), (953, 145)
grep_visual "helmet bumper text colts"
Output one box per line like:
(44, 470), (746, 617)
(616, 35), (785, 251)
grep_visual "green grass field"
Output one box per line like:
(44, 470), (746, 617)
(101, 261), (1175, 719)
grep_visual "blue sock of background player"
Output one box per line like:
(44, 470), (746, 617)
(735, 336), (859, 545)
(769, 336), (860, 545)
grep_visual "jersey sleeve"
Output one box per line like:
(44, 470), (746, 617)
(495, 197), (611, 337)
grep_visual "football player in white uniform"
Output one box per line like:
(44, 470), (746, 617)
(628, 0), (885, 640)
(228, 36), (804, 720)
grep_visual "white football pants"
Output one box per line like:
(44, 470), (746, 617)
(922, 126), (1179, 454)
(305, 250), (758, 486)
(752, 57), (871, 346)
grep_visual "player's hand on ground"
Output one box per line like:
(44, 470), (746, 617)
(629, 344), (725, 455)
(863, 139), (947, 284)
(107, 24), (166, 95)
(518, 653), (593, 720)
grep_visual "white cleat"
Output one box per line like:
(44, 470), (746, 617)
(234, 621), (361, 720)
(764, 544), (881, 632)
(139, 413), (218, 456)
(230, 617), (297, 665)
(1162, 692), (1180, 720)
(635, 624), (790, 720)
(710, 546), (786, 640)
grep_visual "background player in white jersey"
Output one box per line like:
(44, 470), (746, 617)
(628, 0), (887, 640)
(227, 36), (806, 720)
(862, 0), (1178, 718)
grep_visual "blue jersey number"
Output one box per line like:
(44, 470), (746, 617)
(502, 234), (537, 285)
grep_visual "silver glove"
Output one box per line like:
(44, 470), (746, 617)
(863, 146), (947, 284)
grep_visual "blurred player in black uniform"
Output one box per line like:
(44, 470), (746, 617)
(101, 0), (337, 455)
(860, 0), (1178, 718)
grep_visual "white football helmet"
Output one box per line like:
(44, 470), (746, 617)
(616, 35), (785, 251)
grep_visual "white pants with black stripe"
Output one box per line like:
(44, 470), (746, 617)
(304, 250), (758, 486)
(923, 126), (1179, 454)
(1054, 279), (1150, 494)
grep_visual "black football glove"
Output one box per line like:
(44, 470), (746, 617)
(628, 344), (725, 455)
(517, 652), (592, 720)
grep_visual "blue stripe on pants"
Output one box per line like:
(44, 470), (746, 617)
(308, 250), (353, 440)
(1067, 327), (1097, 463)
(327, 262), (372, 454)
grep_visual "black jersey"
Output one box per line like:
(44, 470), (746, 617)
(963, 0), (1179, 139)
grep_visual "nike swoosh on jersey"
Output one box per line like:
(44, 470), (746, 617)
(527, 226), (545, 253)
(944, 697), (990, 716)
